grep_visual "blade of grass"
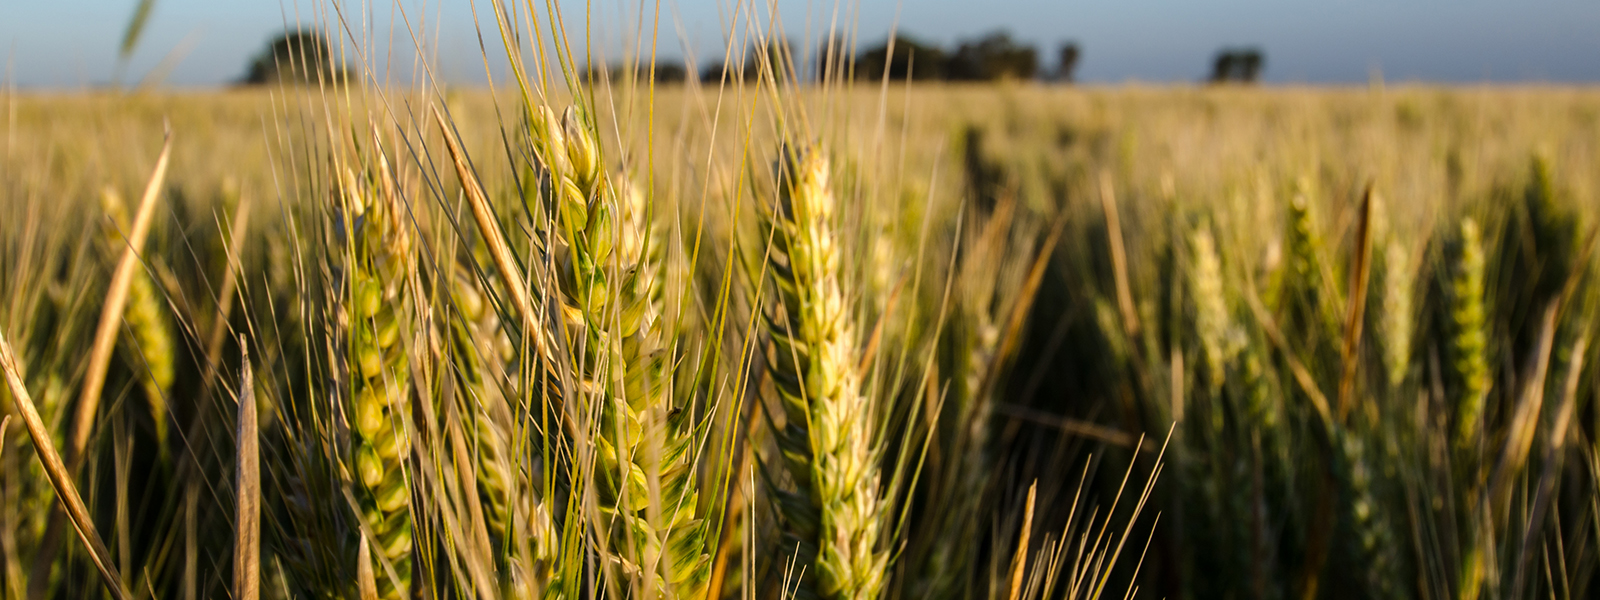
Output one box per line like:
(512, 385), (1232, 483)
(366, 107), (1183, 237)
(430, 104), (554, 364)
(1098, 170), (1140, 339)
(71, 129), (172, 466)
(1514, 327), (1587, 595)
(1006, 482), (1038, 600)
(1243, 288), (1334, 429)
(1336, 185), (1373, 424)
(1490, 301), (1560, 520)
(994, 404), (1152, 451)
(0, 330), (131, 600)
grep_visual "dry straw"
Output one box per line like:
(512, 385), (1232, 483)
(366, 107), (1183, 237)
(234, 345), (261, 600)
(0, 330), (130, 599)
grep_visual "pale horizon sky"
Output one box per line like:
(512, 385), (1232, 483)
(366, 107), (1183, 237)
(5, 0), (1600, 88)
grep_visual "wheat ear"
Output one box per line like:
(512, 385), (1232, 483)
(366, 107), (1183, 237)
(337, 156), (415, 599)
(1380, 239), (1414, 389)
(1450, 217), (1490, 452)
(1190, 222), (1241, 395)
(764, 145), (887, 600)
(537, 106), (708, 598)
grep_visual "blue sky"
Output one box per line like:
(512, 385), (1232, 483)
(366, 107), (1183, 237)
(4, 0), (1600, 87)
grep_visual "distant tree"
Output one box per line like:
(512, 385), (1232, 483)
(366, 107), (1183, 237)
(1238, 49), (1264, 82)
(1209, 53), (1231, 83)
(947, 30), (1038, 81)
(699, 60), (731, 83)
(1056, 42), (1081, 83)
(1208, 47), (1265, 84)
(853, 34), (948, 81)
(239, 29), (350, 85)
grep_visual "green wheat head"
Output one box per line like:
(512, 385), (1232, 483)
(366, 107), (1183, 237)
(762, 145), (888, 600)
(1450, 217), (1490, 453)
(531, 103), (710, 598)
(336, 154), (416, 599)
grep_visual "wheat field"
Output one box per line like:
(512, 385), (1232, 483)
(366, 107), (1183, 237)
(2, 46), (1599, 600)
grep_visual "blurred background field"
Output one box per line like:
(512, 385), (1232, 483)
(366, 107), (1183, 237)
(12, 84), (1600, 222)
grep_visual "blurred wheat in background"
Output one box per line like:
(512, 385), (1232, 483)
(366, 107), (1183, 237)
(2, 0), (1599, 599)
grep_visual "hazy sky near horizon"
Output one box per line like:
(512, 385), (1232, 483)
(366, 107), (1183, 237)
(4, 0), (1600, 87)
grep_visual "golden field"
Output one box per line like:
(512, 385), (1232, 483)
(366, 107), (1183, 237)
(2, 82), (1598, 599)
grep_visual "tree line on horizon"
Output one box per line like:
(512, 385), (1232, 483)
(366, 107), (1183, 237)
(236, 28), (1265, 87)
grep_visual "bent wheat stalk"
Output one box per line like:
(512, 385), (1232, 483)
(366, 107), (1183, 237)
(0, 330), (131, 599)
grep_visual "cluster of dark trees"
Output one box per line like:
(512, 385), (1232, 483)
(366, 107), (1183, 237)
(577, 32), (1261, 85)
(236, 29), (1263, 87)
(852, 32), (1077, 82)
(1209, 47), (1265, 83)
(576, 31), (1079, 85)
(238, 29), (350, 85)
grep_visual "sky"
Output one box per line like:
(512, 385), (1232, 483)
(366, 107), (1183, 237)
(4, 0), (1600, 88)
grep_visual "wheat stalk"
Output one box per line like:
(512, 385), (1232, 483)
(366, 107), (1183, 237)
(763, 145), (887, 600)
